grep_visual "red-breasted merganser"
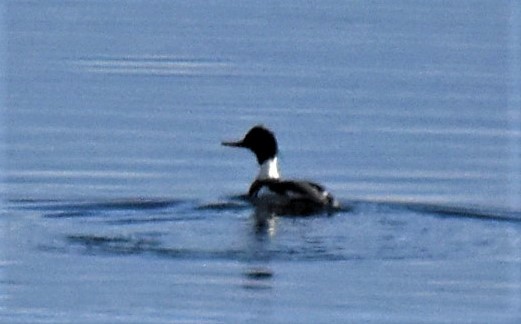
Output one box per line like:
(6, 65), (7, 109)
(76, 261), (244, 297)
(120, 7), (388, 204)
(222, 125), (340, 215)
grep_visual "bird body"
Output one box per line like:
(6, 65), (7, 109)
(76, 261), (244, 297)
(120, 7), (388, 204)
(222, 125), (339, 215)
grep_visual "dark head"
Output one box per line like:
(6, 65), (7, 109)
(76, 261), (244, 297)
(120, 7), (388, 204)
(222, 125), (278, 164)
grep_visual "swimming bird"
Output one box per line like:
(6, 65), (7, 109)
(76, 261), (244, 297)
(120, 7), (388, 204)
(222, 125), (339, 215)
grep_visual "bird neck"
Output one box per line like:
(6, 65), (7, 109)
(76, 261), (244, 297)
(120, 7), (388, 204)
(256, 157), (280, 180)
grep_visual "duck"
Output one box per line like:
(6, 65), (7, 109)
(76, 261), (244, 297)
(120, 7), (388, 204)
(222, 125), (340, 215)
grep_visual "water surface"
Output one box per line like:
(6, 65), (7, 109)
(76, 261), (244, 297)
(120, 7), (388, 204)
(2, 1), (521, 323)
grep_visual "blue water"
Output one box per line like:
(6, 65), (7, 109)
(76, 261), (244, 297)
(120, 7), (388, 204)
(2, 1), (521, 323)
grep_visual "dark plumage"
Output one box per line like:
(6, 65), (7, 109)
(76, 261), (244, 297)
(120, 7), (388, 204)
(222, 126), (278, 165)
(222, 125), (339, 215)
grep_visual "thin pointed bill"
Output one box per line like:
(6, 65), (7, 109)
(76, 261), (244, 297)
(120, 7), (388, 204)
(221, 140), (245, 148)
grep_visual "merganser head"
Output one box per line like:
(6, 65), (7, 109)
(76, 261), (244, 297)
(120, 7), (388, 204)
(222, 125), (278, 165)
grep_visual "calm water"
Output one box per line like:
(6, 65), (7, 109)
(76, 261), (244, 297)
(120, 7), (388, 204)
(2, 1), (521, 323)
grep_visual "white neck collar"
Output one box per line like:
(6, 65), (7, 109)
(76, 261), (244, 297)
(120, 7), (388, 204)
(256, 157), (280, 180)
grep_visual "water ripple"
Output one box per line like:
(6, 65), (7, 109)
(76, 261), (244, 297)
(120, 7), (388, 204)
(14, 198), (182, 213)
(69, 56), (234, 76)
